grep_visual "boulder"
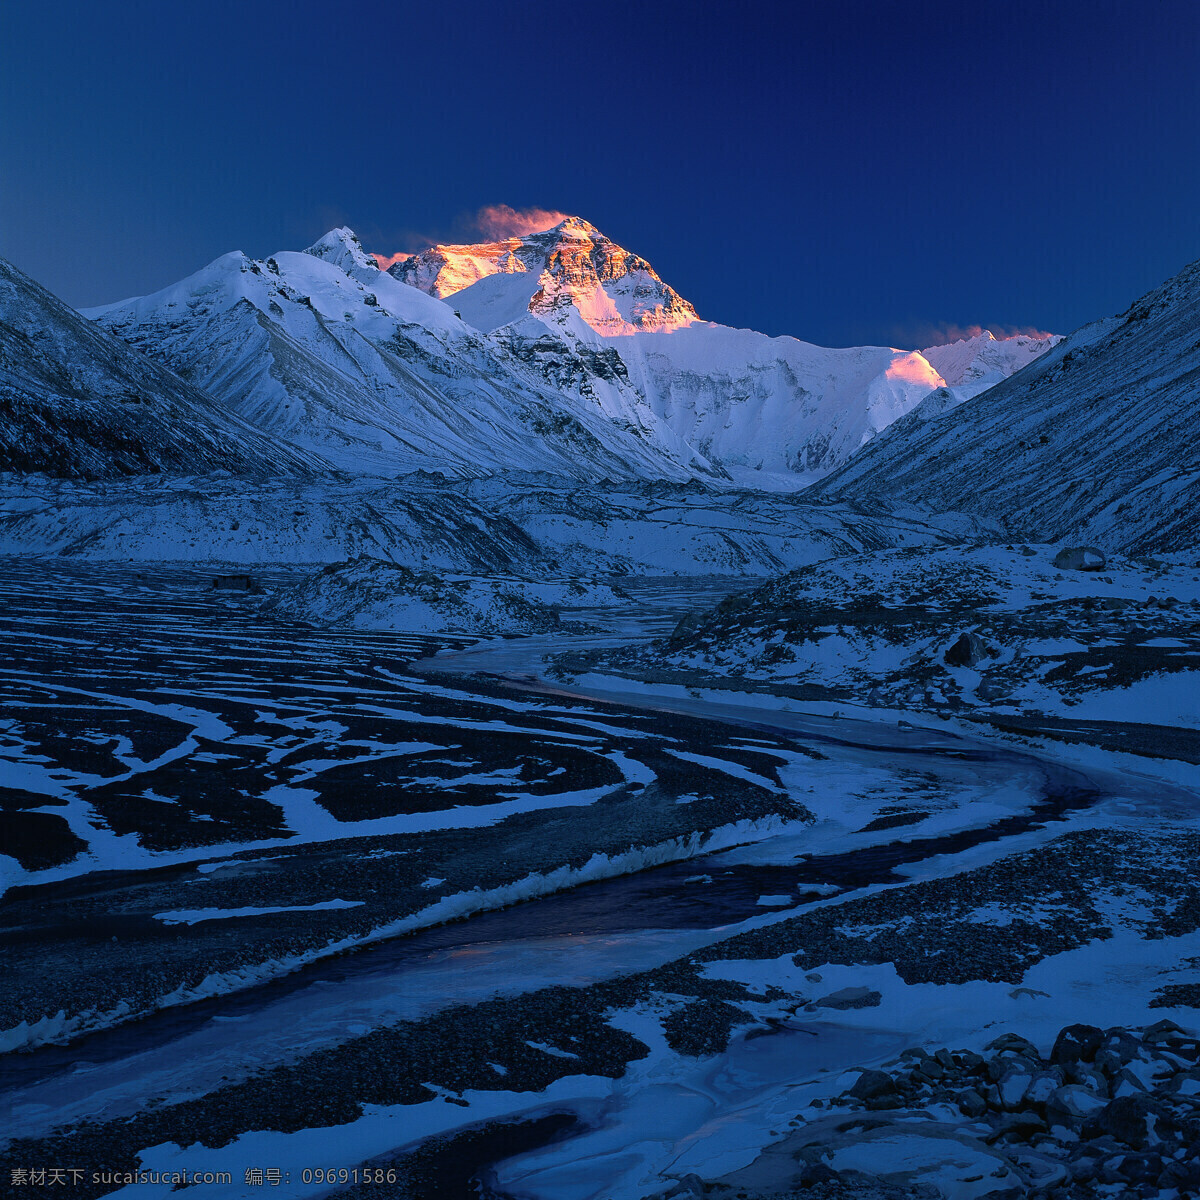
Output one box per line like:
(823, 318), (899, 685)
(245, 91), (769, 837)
(1024, 1069), (1063, 1105)
(814, 986), (882, 1011)
(996, 1064), (1034, 1110)
(1053, 545), (1107, 571)
(1119, 1152), (1165, 1185)
(985, 1032), (1040, 1059)
(1051, 1023), (1104, 1066)
(848, 1069), (897, 1101)
(992, 1110), (1046, 1142)
(1142, 1018), (1186, 1044)
(944, 630), (990, 667)
(1100, 1094), (1165, 1149)
(1045, 1084), (1108, 1128)
(1160, 1158), (1200, 1192)
(988, 1052), (1037, 1081)
(1113, 1066), (1150, 1097)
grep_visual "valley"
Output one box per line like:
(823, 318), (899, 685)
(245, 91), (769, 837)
(0, 217), (1197, 1200)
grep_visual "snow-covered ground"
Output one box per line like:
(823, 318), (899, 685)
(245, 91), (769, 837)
(582, 542), (1200, 742)
(3, 562), (1197, 1200)
(2, 233), (1198, 1200)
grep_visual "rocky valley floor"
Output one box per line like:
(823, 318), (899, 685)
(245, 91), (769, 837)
(1, 559), (1197, 1200)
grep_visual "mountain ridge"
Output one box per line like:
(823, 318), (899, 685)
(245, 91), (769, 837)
(812, 256), (1200, 554)
(69, 215), (1062, 490)
(0, 255), (319, 479)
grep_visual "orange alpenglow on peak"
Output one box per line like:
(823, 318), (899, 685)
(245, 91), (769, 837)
(378, 216), (698, 336)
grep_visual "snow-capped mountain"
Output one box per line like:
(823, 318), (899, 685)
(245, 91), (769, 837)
(921, 330), (1062, 401)
(815, 258), (1200, 555)
(85, 217), (1055, 487)
(86, 230), (698, 482)
(390, 217), (1056, 486)
(0, 255), (315, 479)
(390, 215), (698, 336)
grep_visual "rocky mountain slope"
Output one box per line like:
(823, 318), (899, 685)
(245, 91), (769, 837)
(814, 259), (1200, 555)
(920, 329), (1061, 405)
(0, 473), (993, 576)
(86, 231), (698, 482)
(0, 256), (316, 479)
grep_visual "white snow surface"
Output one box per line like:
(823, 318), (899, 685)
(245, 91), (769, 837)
(641, 541), (1200, 729)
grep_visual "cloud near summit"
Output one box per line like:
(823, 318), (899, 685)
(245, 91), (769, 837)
(470, 205), (570, 240)
(368, 205), (570, 270)
(894, 321), (1059, 350)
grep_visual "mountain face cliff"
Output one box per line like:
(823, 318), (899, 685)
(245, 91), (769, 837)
(813, 258), (1200, 555)
(87, 218), (1054, 487)
(0, 256), (316, 479)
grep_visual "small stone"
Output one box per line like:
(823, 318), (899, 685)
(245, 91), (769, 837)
(1068, 1060), (1109, 1093)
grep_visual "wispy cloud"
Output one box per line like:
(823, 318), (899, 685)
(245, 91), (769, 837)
(470, 205), (570, 240)
(890, 320), (1058, 350)
(364, 205), (572, 268)
(370, 250), (411, 271)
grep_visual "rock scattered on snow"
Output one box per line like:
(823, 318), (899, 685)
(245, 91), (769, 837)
(1052, 545), (1107, 571)
(697, 1020), (1200, 1199)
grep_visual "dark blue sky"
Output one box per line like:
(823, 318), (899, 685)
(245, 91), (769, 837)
(2, 0), (1197, 347)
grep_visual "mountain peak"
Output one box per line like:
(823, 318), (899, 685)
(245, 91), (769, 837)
(921, 329), (1060, 392)
(304, 227), (377, 274)
(546, 214), (599, 237)
(385, 217), (698, 336)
